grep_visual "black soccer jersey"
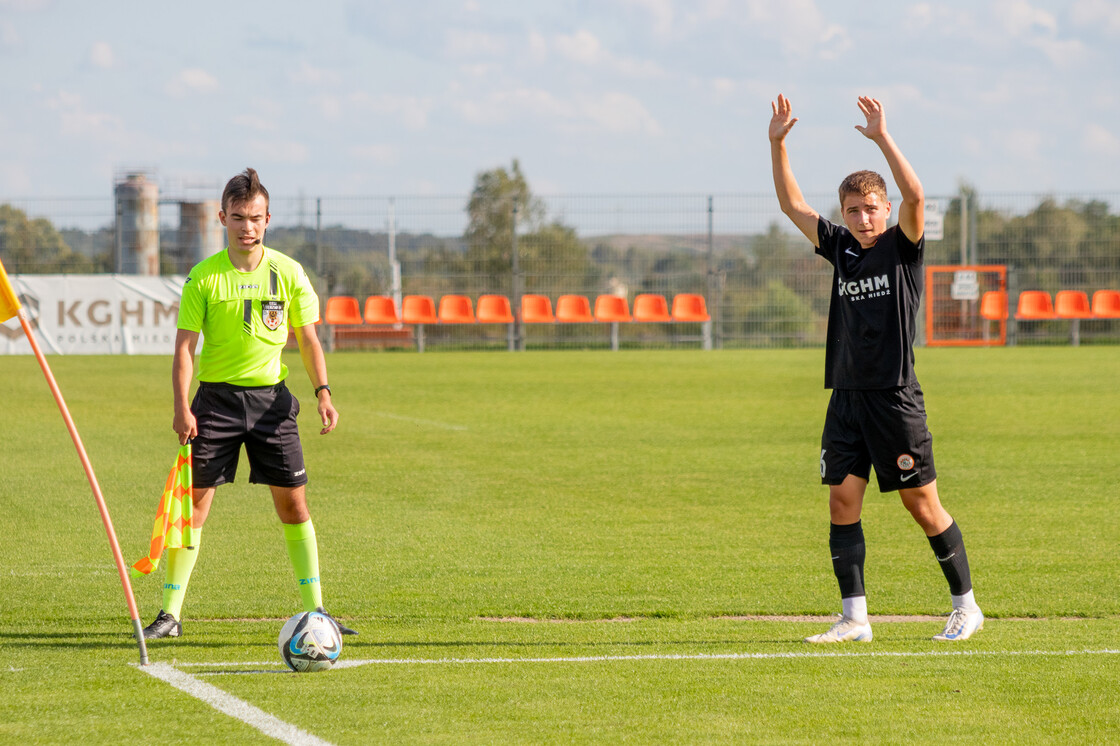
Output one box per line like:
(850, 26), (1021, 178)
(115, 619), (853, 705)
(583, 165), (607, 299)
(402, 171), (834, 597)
(816, 217), (924, 390)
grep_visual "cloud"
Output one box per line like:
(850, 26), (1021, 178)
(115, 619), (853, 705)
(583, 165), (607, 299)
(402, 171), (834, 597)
(617, 0), (675, 36)
(350, 144), (397, 164)
(551, 28), (664, 78)
(583, 91), (663, 135)
(1071, 0), (1120, 36)
(994, 0), (1058, 36)
(88, 41), (114, 69)
(456, 87), (662, 136)
(313, 94), (342, 121)
(554, 29), (603, 65)
(444, 28), (506, 57)
(527, 30), (548, 62)
(1083, 123), (1120, 157)
(1, 19), (21, 50)
(457, 87), (564, 125)
(1029, 36), (1087, 67)
(1001, 128), (1044, 160)
(232, 115), (276, 133)
(290, 61), (342, 87)
(165, 68), (219, 97)
(350, 93), (433, 130)
(46, 90), (123, 137)
(248, 139), (309, 164)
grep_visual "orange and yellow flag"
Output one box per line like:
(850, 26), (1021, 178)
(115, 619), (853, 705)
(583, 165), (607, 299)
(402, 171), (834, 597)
(0, 258), (22, 323)
(130, 444), (195, 578)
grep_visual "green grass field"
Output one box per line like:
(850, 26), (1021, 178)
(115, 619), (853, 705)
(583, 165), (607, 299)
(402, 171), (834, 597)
(1, 347), (1118, 744)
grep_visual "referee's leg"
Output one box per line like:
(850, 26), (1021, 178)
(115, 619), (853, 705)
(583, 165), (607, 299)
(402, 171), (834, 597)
(271, 485), (359, 635)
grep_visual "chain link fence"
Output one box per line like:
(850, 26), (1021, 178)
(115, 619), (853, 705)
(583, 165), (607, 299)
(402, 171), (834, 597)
(3, 190), (1119, 349)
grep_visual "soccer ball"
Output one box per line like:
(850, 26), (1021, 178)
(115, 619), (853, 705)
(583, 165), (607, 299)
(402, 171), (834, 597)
(278, 611), (343, 672)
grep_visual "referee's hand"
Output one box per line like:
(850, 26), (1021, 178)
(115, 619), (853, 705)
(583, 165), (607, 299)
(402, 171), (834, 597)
(317, 392), (338, 435)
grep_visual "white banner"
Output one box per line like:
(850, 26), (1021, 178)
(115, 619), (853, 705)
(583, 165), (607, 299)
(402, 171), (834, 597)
(0, 275), (185, 355)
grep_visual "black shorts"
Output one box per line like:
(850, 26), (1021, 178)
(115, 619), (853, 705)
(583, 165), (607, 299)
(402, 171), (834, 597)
(191, 381), (308, 488)
(820, 384), (936, 492)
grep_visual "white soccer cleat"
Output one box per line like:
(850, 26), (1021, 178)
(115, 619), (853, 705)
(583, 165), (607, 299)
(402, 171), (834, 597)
(933, 606), (984, 641)
(804, 616), (873, 643)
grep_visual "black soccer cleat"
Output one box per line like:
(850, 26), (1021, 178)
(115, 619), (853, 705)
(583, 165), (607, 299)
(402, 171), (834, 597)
(143, 610), (182, 640)
(315, 606), (358, 636)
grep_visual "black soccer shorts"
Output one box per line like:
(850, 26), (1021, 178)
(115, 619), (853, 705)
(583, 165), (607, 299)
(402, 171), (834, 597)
(190, 381), (309, 488)
(819, 383), (936, 492)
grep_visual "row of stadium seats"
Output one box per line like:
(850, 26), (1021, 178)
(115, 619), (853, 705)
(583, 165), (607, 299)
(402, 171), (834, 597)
(323, 292), (711, 326)
(980, 289), (1120, 321)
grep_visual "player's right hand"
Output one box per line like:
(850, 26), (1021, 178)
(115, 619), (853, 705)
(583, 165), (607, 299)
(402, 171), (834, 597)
(769, 94), (798, 142)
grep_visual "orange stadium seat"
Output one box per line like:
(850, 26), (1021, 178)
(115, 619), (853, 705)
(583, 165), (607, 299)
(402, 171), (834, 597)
(1015, 291), (1055, 320)
(476, 294), (515, 324)
(979, 291), (1008, 321)
(438, 294), (476, 323)
(401, 295), (438, 324)
(520, 294), (555, 323)
(1054, 290), (1092, 319)
(594, 294), (631, 322)
(671, 293), (710, 322)
(324, 296), (363, 325)
(1091, 290), (1120, 318)
(632, 293), (672, 322)
(363, 296), (400, 324)
(555, 294), (594, 323)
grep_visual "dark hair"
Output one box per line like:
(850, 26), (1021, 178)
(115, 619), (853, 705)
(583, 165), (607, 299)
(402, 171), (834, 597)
(221, 167), (269, 212)
(838, 170), (887, 205)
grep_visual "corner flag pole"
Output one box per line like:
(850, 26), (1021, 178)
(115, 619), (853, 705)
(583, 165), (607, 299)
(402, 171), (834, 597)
(0, 261), (148, 665)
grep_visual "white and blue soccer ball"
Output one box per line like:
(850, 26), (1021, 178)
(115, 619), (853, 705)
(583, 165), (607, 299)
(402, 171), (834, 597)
(278, 611), (342, 672)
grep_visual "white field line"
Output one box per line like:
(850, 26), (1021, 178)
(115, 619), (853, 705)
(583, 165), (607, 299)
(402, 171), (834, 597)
(177, 647), (1120, 674)
(138, 662), (334, 746)
(374, 411), (468, 431)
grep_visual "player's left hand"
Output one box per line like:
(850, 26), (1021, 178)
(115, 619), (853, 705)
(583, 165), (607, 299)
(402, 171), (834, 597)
(855, 96), (886, 140)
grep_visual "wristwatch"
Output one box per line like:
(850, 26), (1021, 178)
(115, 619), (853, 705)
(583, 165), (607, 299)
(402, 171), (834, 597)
(315, 384), (331, 397)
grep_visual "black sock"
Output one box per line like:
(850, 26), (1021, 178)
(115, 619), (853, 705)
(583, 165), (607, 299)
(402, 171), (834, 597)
(928, 521), (972, 596)
(830, 521), (866, 599)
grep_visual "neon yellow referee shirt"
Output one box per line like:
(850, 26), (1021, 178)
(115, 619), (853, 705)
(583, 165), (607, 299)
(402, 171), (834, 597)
(178, 247), (319, 387)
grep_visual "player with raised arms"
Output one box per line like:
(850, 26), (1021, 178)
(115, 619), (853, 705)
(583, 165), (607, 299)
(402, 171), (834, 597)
(142, 167), (357, 640)
(768, 94), (983, 642)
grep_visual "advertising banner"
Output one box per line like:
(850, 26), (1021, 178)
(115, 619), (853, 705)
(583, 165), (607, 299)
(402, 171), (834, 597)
(0, 275), (185, 355)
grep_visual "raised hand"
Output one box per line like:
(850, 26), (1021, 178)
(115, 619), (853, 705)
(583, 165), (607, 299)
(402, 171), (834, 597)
(769, 94), (798, 142)
(854, 96), (885, 140)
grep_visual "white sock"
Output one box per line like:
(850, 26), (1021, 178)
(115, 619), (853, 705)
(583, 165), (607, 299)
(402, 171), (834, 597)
(842, 596), (868, 623)
(951, 589), (979, 611)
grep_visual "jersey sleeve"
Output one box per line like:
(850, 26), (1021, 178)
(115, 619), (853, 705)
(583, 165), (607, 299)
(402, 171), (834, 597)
(896, 226), (925, 264)
(176, 274), (206, 332)
(287, 266), (320, 328)
(815, 217), (840, 266)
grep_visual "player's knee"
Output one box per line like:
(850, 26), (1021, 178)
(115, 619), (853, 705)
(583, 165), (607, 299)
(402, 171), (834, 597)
(900, 489), (949, 532)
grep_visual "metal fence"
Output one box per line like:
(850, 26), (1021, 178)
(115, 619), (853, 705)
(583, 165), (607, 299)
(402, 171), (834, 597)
(3, 190), (1119, 349)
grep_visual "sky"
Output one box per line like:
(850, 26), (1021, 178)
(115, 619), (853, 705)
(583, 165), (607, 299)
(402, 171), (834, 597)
(2, 0), (1119, 203)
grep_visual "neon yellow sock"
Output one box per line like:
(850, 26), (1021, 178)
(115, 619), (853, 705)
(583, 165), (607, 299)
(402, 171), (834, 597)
(283, 520), (323, 612)
(162, 528), (202, 621)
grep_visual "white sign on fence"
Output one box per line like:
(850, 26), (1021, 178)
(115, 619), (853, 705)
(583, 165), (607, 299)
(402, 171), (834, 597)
(924, 200), (944, 241)
(950, 270), (980, 301)
(0, 275), (186, 355)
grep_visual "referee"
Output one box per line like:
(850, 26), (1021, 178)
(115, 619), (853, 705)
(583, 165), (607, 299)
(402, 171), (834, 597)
(769, 95), (983, 643)
(143, 168), (356, 640)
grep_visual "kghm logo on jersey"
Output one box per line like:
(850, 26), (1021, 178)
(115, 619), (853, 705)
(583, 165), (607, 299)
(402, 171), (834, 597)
(838, 273), (891, 301)
(261, 300), (285, 331)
